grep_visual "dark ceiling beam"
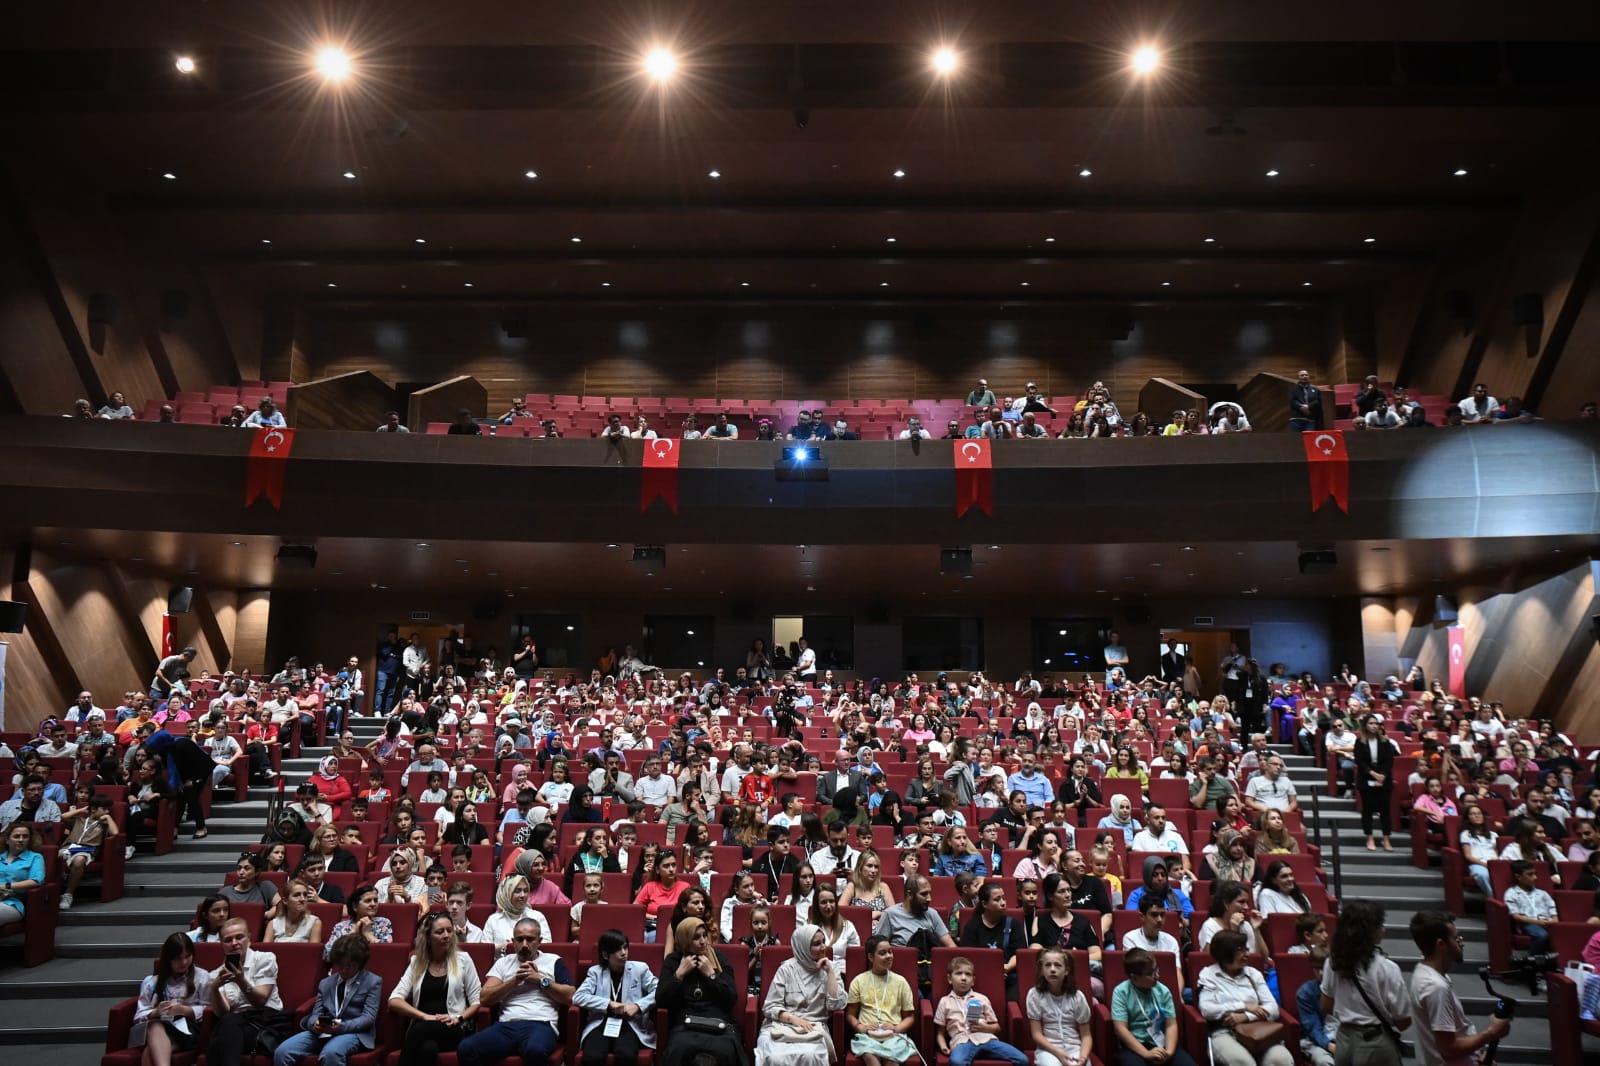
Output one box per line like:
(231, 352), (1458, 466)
(12, 2), (1600, 48)
(114, 194), (1521, 216)
(225, 247), (1433, 267)
(306, 295), (1334, 317)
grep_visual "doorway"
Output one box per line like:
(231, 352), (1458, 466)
(1159, 629), (1249, 698)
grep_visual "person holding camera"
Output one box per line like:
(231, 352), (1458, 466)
(1407, 911), (1509, 1066)
(459, 918), (574, 1066)
(271, 934), (382, 1066)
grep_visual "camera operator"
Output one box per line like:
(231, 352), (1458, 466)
(1408, 911), (1509, 1066)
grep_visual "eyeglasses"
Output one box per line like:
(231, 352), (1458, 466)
(513, 935), (540, 942)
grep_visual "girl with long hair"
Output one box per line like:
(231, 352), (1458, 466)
(1027, 946), (1093, 1066)
(840, 847), (895, 917)
(188, 895), (231, 942)
(1255, 860), (1313, 915)
(264, 878), (323, 942)
(787, 863), (818, 925)
(1322, 900), (1410, 1066)
(809, 883), (861, 960)
(633, 849), (689, 942)
(1254, 809), (1300, 855)
(130, 932), (212, 1066)
(324, 884), (393, 954)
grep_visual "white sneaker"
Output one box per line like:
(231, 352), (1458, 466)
(59, 893), (73, 910)
(125, 845), (136, 860)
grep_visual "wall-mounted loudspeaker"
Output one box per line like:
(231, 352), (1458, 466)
(168, 586), (194, 614)
(87, 293), (118, 325)
(1435, 595), (1459, 624)
(1512, 293), (1544, 328)
(0, 601), (26, 633)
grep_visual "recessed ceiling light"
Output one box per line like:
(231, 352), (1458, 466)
(174, 56), (197, 75)
(739, 281), (750, 287)
(1160, 281), (1172, 287)
(880, 281), (890, 287)
(1203, 237), (1216, 244)
(892, 168), (906, 179)
(1130, 44), (1162, 76)
(1078, 167), (1092, 178)
(1180, 545), (1196, 551)
(707, 169), (721, 179)
(642, 46), (679, 82)
(1363, 237), (1376, 243)
(1302, 281), (1313, 287)
(415, 542), (431, 549)
(313, 45), (353, 83)
(1020, 281), (1030, 287)
(885, 236), (897, 243)
(570, 236), (582, 243)
(326, 282), (337, 288)
(414, 237), (426, 244)
(601, 282), (611, 287)
(341, 171), (356, 180)
(463, 282), (473, 288)
(524, 169), (538, 180)
(260, 239), (272, 244)
(161, 172), (177, 180)
(1453, 167), (1468, 177)
(229, 541), (243, 547)
(930, 46), (959, 75)
(1265, 169), (1280, 178)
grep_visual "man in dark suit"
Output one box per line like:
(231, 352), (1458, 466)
(270, 933), (383, 1066)
(1288, 369), (1323, 432)
(1158, 645), (1186, 684)
(815, 748), (862, 805)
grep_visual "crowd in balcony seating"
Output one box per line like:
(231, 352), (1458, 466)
(10, 630), (1596, 1066)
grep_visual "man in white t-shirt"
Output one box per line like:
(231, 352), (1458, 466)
(1130, 804), (1191, 873)
(635, 757), (678, 808)
(1243, 756), (1300, 813)
(459, 918), (574, 1064)
(795, 637), (817, 678)
(1407, 910), (1507, 1066)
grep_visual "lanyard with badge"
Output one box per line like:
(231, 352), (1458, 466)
(603, 968), (626, 1037)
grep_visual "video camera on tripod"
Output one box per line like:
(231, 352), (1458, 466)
(1478, 954), (1557, 1065)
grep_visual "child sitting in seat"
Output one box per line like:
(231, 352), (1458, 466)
(934, 955), (1029, 1065)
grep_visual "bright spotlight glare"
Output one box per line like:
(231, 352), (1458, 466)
(174, 56), (197, 75)
(642, 47), (678, 82)
(313, 45), (354, 83)
(931, 47), (959, 75)
(1130, 45), (1162, 76)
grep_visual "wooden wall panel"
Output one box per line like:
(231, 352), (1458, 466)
(1139, 379), (1207, 425)
(233, 590), (271, 675)
(0, 230), (85, 415)
(285, 371), (396, 431)
(301, 307), (1336, 412)
(410, 375), (488, 428)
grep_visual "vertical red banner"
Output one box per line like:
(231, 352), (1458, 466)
(640, 438), (680, 514)
(244, 427), (295, 508)
(953, 438), (993, 516)
(1302, 430), (1349, 513)
(161, 612), (173, 658)
(1446, 626), (1466, 697)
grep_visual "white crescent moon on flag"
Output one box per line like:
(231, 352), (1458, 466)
(651, 439), (673, 458)
(1312, 433), (1336, 455)
(1451, 646), (1462, 664)
(263, 429), (286, 452)
(961, 442), (982, 461)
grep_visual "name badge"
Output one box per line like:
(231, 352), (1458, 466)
(603, 1016), (625, 1038)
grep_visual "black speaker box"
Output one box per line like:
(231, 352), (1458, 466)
(87, 293), (118, 324)
(0, 600), (27, 633)
(1512, 293), (1544, 327)
(1435, 595), (1459, 624)
(168, 586), (195, 614)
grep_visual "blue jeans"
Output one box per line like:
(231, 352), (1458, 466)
(373, 672), (399, 715)
(272, 1030), (365, 1066)
(1469, 864), (1491, 896)
(1521, 923), (1551, 954)
(459, 1020), (561, 1066)
(949, 1039), (1030, 1066)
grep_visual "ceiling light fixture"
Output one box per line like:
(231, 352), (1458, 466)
(341, 171), (356, 180)
(739, 281), (750, 287)
(569, 236), (581, 243)
(707, 169), (721, 179)
(642, 46), (678, 82)
(930, 46), (959, 76)
(524, 169), (538, 180)
(1203, 237), (1216, 243)
(1161, 281), (1172, 287)
(1302, 281), (1313, 287)
(463, 282), (473, 288)
(1265, 169), (1280, 178)
(1130, 44), (1162, 76)
(326, 282), (337, 288)
(1044, 237), (1056, 243)
(892, 168), (906, 179)
(161, 172), (177, 180)
(885, 236), (897, 243)
(1078, 167), (1092, 178)
(1363, 236), (1377, 243)
(880, 281), (890, 287)
(260, 239), (272, 244)
(601, 282), (611, 287)
(312, 45), (354, 83)
(174, 55), (197, 75)
(1453, 167), (1468, 177)
(414, 237), (426, 244)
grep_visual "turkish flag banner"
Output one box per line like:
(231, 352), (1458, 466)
(244, 427), (295, 509)
(161, 612), (173, 658)
(640, 438), (681, 514)
(1301, 430), (1349, 513)
(1446, 626), (1466, 698)
(953, 438), (993, 517)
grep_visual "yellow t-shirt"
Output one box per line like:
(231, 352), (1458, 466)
(849, 969), (913, 1030)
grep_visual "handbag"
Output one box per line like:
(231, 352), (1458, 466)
(1350, 969), (1405, 1055)
(682, 1014), (729, 1035)
(1232, 1020), (1287, 1057)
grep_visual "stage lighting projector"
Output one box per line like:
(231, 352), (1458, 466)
(631, 546), (667, 573)
(775, 443), (829, 482)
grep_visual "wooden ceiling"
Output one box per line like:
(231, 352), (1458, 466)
(29, 529), (1599, 601)
(8, 3), (1600, 306)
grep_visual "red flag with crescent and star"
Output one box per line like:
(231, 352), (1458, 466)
(1447, 626), (1466, 697)
(1301, 430), (1349, 513)
(641, 438), (681, 514)
(244, 426), (295, 509)
(953, 438), (993, 517)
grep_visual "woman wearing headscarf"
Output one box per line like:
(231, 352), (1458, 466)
(658, 916), (749, 1066)
(500, 763), (532, 809)
(821, 787), (870, 830)
(562, 785), (604, 826)
(1201, 829), (1257, 884)
(755, 923), (846, 1066)
(1096, 794), (1142, 847)
(1124, 855), (1195, 921)
(311, 756), (353, 808)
